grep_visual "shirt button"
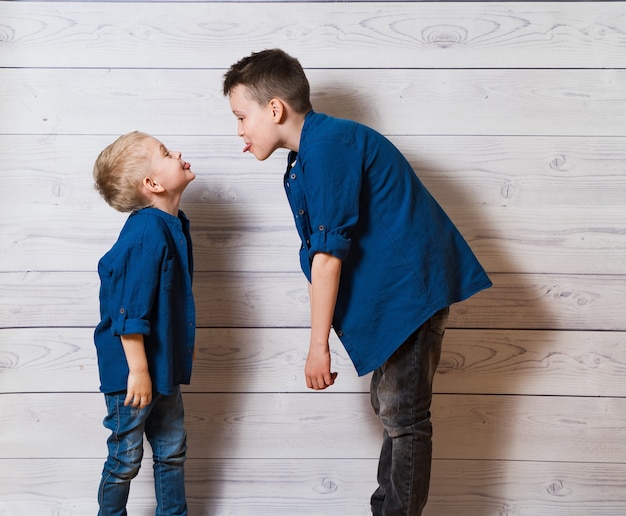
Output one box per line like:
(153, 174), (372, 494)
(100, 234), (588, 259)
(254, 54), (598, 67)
(336, 330), (343, 337)
(298, 209), (305, 215)
(119, 308), (125, 314)
(290, 173), (296, 179)
(318, 225), (325, 231)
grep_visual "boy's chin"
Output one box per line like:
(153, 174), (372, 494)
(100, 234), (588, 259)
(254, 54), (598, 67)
(253, 151), (271, 161)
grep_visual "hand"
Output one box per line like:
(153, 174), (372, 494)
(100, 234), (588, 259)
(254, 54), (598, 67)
(124, 371), (152, 409)
(305, 345), (338, 390)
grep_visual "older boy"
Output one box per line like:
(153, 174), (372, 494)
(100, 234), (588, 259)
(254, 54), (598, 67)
(223, 49), (491, 515)
(93, 131), (196, 515)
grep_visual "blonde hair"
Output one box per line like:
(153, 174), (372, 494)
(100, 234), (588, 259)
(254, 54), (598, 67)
(93, 131), (152, 212)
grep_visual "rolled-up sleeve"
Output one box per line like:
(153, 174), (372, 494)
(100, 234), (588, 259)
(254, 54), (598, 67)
(108, 242), (164, 337)
(304, 139), (361, 261)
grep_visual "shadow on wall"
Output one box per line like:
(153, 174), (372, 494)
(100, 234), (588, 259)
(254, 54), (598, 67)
(176, 84), (564, 514)
(312, 83), (562, 514)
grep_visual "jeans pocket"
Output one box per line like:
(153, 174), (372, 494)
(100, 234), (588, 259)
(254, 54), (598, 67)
(429, 306), (450, 335)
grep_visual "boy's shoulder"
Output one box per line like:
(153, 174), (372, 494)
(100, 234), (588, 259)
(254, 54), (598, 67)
(303, 111), (384, 149)
(100, 209), (172, 264)
(306, 111), (357, 138)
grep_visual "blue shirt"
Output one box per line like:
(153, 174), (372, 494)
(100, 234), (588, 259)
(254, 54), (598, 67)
(94, 208), (195, 395)
(284, 111), (492, 376)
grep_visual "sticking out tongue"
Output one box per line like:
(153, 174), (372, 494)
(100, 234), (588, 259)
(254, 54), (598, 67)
(183, 161), (191, 170)
(243, 143), (252, 153)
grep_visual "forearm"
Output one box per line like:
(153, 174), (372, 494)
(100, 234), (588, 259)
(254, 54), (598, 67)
(304, 252), (341, 390)
(120, 333), (152, 408)
(120, 333), (149, 374)
(309, 252), (342, 348)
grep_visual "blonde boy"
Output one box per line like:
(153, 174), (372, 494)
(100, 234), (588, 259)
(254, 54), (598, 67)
(93, 131), (196, 515)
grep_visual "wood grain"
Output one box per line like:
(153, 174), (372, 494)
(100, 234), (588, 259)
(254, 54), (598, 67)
(2, 458), (626, 515)
(4, 135), (626, 208)
(2, 271), (624, 330)
(1, 3), (624, 68)
(3, 69), (625, 136)
(3, 328), (626, 397)
(2, 392), (626, 463)
(5, 202), (626, 274)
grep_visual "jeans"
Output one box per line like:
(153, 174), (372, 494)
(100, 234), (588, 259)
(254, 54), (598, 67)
(370, 307), (449, 516)
(98, 385), (188, 516)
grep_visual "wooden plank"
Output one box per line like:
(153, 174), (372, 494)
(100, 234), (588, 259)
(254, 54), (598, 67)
(2, 69), (625, 136)
(2, 458), (626, 515)
(2, 271), (626, 331)
(4, 201), (626, 274)
(2, 393), (626, 463)
(436, 329), (626, 397)
(3, 328), (626, 398)
(4, 135), (626, 209)
(427, 459), (626, 516)
(1, 3), (624, 69)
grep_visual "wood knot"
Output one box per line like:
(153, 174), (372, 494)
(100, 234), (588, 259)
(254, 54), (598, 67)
(547, 479), (572, 497)
(313, 477), (338, 494)
(549, 154), (573, 172)
(422, 25), (468, 48)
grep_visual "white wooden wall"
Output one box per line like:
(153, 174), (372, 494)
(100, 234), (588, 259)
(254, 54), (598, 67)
(1, 1), (626, 514)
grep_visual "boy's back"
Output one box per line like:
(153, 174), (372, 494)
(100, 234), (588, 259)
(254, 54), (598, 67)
(286, 111), (491, 375)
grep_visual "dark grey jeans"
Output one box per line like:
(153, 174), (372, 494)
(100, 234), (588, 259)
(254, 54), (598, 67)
(370, 307), (449, 516)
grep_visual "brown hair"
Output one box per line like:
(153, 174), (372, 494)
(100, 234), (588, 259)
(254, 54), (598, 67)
(223, 48), (313, 114)
(93, 131), (152, 212)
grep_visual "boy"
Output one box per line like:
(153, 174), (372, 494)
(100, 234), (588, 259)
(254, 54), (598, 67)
(93, 131), (196, 515)
(223, 49), (492, 515)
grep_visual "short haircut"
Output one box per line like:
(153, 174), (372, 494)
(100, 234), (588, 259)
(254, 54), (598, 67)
(93, 131), (152, 213)
(223, 48), (313, 114)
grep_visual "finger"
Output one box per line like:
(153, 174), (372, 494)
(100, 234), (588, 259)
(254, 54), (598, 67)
(322, 372), (337, 387)
(124, 393), (133, 406)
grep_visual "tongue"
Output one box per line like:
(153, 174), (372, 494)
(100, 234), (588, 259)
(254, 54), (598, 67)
(243, 143), (252, 153)
(183, 161), (191, 169)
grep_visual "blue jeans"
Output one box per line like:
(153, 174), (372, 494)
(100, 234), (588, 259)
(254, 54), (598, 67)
(370, 307), (448, 516)
(98, 386), (188, 516)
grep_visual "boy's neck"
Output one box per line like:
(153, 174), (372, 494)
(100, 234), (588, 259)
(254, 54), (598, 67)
(281, 109), (308, 153)
(150, 196), (181, 217)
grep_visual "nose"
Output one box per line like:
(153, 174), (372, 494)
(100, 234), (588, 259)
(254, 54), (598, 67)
(237, 121), (244, 137)
(174, 150), (182, 159)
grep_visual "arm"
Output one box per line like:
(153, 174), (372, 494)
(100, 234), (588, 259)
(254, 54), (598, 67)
(121, 333), (152, 409)
(306, 252), (342, 390)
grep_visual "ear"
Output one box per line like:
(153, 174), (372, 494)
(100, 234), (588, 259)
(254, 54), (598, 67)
(143, 176), (165, 193)
(269, 98), (285, 124)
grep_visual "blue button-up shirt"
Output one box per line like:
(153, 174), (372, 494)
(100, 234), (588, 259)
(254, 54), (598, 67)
(94, 208), (195, 395)
(284, 111), (492, 376)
